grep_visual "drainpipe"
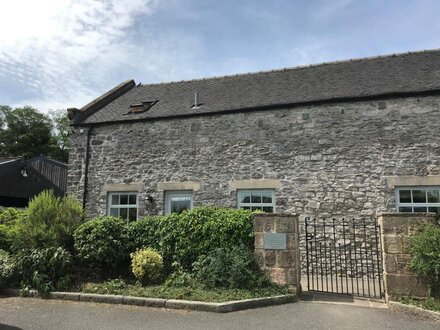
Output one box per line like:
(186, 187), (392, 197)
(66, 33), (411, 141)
(82, 126), (92, 210)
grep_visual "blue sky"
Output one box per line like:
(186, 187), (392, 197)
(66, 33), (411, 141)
(0, 0), (439, 112)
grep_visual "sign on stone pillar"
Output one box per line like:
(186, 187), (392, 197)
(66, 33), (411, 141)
(253, 214), (300, 294)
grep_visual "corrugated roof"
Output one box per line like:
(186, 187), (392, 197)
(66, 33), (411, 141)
(75, 49), (440, 125)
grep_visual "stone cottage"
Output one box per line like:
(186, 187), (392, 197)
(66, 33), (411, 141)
(67, 49), (440, 222)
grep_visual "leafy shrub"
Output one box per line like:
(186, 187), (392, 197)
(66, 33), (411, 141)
(128, 215), (176, 273)
(0, 207), (27, 225)
(14, 247), (72, 295)
(128, 208), (254, 273)
(0, 249), (16, 287)
(130, 248), (163, 285)
(12, 191), (83, 251)
(0, 208), (27, 252)
(74, 216), (129, 269)
(192, 245), (270, 289)
(0, 224), (13, 252)
(410, 224), (440, 296)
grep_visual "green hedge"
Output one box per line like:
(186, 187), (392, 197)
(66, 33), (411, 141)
(74, 216), (129, 269)
(410, 224), (440, 297)
(128, 208), (254, 273)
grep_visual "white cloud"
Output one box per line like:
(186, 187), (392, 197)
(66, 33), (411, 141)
(0, 0), (169, 112)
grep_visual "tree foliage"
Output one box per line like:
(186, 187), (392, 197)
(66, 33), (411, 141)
(0, 105), (69, 162)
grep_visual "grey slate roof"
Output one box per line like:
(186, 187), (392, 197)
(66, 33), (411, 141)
(77, 49), (440, 125)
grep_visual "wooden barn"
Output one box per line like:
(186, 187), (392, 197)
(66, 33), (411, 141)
(0, 156), (67, 207)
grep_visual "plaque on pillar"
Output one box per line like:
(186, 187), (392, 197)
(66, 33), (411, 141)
(263, 233), (287, 250)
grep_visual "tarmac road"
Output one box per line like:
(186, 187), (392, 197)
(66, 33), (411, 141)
(0, 297), (437, 330)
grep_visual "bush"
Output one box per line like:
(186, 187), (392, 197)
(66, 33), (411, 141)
(128, 208), (254, 273)
(130, 248), (163, 285)
(0, 208), (27, 252)
(0, 207), (27, 226)
(14, 247), (72, 295)
(410, 224), (440, 296)
(0, 249), (15, 287)
(74, 216), (129, 269)
(192, 245), (270, 289)
(12, 191), (83, 251)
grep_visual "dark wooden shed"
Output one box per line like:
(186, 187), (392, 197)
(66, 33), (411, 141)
(0, 156), (67, 207)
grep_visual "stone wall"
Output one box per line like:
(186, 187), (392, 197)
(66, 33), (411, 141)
(253, 214), (300, 292)
(67, 95), (440, 220)
(378, 212), (436, 302)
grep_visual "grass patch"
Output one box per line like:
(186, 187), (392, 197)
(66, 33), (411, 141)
(400, 296), (440, 312)
(81, 279), (289, 303)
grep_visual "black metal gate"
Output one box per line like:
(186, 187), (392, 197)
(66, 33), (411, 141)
(305, 217), (384, 299)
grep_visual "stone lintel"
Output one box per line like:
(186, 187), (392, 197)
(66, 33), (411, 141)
(384, 175), (440, 187)
(229, 179), (281, 190)
(157, 181), (201, 191)
(103, 183), (144, 192)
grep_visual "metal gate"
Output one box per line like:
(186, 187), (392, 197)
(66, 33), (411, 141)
(305, 217), (384, 299)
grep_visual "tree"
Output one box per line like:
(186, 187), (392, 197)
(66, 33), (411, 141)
(49, 110), (70, 163)
(0, 106), (69, 162)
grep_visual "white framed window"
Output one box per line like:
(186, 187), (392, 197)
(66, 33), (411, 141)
(108, 192), (138, 221)
(165, 191), (193, 214)
(237, 190), (275, 213)
(395, 187), (440, 214)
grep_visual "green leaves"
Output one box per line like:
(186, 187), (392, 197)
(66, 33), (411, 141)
(12, 190), (84, 251)
(410, 224), (440, 296)
(128, 207), (255, 274)
(0, 105), (69, 162)
(73, 216), (129, 269)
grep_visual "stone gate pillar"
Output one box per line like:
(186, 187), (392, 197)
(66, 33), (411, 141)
(253, 214), (301, 295)
(378, 212), (436, 302)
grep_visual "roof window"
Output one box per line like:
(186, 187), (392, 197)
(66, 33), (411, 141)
(125, 100), (158, 115)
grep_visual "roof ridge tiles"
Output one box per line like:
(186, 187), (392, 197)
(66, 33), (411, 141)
(136, 48), (439, 88)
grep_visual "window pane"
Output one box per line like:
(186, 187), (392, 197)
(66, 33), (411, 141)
(241, 193), (251, 204)
(110, 208), (118, 216)
(428, 207), (440, 214)
(427, 190), (439, 203)
(399, 190), (411, 203)
(414, 207), (427, 212)
(242, 206), (251, 210)
(262, 192), (273, 203)
(262, 206), (274, 213)
(251, 192), (261, 203)
(111, 195), (119, 205)
(128, 208), (137, 221)
(412, 190), (426, 203)
(120, 208), (128, 219)
(251, 207), (262, 211)
(129, 194), (137, 205)
(399, 207), (412, 212)
(120, 195), (128, 205)
(171, 197), (191, 214)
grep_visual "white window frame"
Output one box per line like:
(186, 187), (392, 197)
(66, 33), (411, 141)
(395, 186), (440, 213)
(237, 189), (276, 213)
(165, 191), (193, 215)
(107, 192), (138, 221)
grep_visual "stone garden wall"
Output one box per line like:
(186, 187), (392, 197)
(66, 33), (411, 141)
(378, 212), (436, 302)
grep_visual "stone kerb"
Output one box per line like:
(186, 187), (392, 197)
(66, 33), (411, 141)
(378, 212), (436, 302)
(253, 214), (300, 292)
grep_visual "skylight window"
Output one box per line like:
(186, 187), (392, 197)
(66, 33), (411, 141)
(125, 100), (158, 115)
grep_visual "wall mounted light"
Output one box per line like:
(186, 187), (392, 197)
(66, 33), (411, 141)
(20, 168), (28, 178)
